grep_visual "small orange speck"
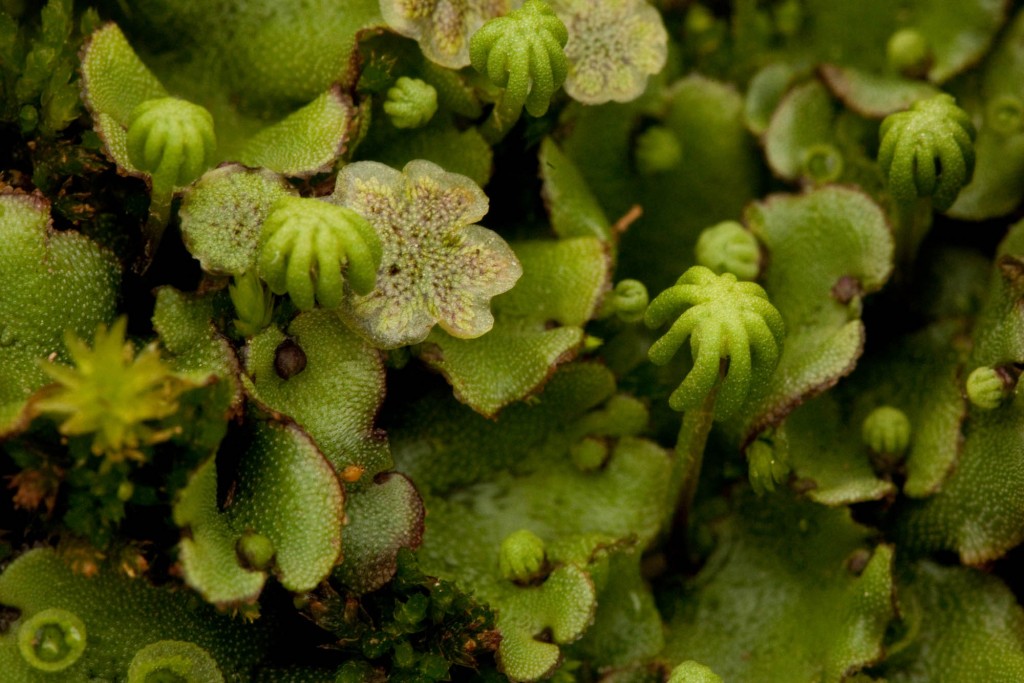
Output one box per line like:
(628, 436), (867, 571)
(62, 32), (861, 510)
(341, 465), (364, 483)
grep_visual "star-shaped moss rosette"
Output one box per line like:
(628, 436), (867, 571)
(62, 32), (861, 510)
(33, 317), (193, 463)
(415, 236), (610, 417)
(330, 159), (522, 348)
(79, 24), (354, 240)
(470, 0), (569, 135)
(0, 548), (269, 680)
(661, 492), (895, 682)
(379, 0), (517, 69)
(173, 414), (345, 607)
(0, 191), (119, 439)
(549, 0), (667, 105)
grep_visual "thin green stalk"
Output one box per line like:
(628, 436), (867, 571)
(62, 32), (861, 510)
(673, 385), (717, 530)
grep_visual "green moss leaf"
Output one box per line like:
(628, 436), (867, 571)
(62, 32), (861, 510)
(950, 9), (1024, 220)
(178, 164), (297, 276)
(419, 430), (671, 681)
(357, 116), (494, 188)
(819, 65), (939, 119)
(333, 473), (425, 594)
(738, 187), (894, 438)
(538, 137), (612, 241)
(238, 88), (355, 177)
(152, 287), (244, 454)
(787, 394), (897, 506)
(564, 75), (764, 294)
(661, 492), (895, 683)
(417, 237), (610, 416)
(0, 192), (119, 437)
(331, 160), (522, 348)
(173, 417), (344, 605)
(0, 548), (267, 680)
(879, 562), (1024, 683)
(390, 362), (616, 495)
(895, 221), (1024, 564)
(80, 23), (167, 126)
(243, 309), (389, 478)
